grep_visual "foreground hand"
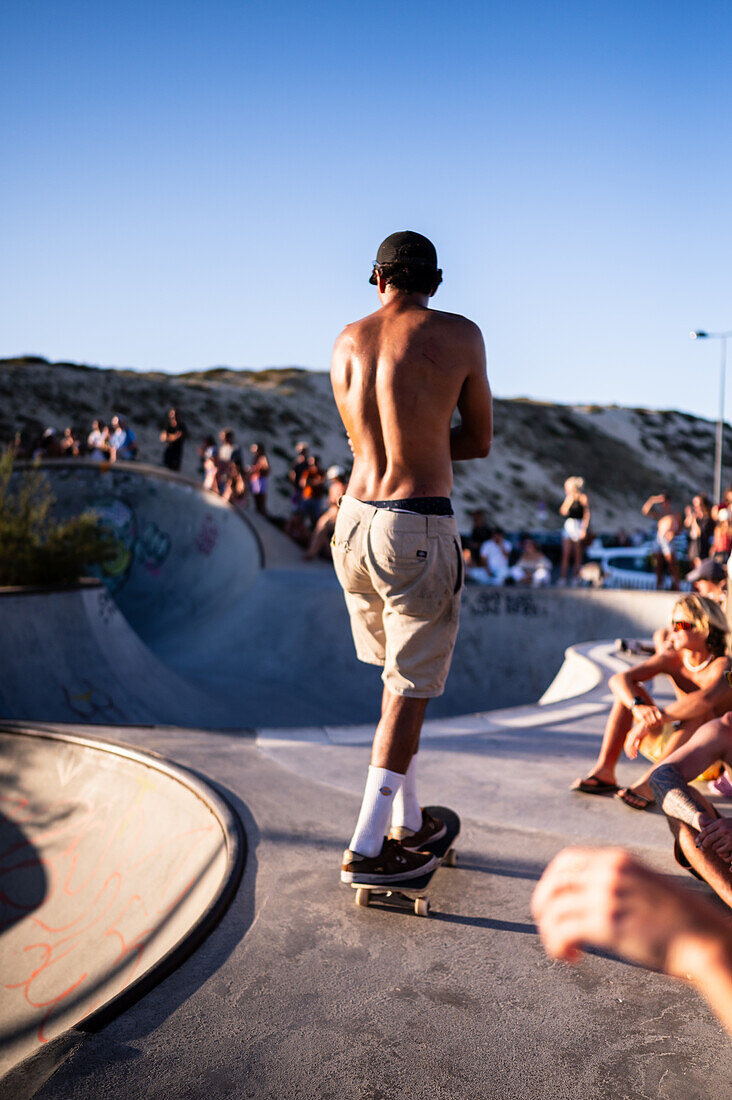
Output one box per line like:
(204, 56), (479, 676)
(697, 816), (732, 862)
(531, 847), (715, 976)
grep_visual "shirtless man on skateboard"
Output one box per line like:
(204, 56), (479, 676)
(331, 231), (493, 886)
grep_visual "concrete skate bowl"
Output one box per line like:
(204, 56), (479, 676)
(14, 461), (263, 648)
(8, 461), (682, 726)
(0, 726), (244, 1084)
(0, 582), (235, 726)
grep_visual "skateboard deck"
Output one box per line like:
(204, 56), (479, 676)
(349, 806), (460, 917)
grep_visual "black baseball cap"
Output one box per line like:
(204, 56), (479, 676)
(369, 231), (439, 284)
(687, 558), (727, 584)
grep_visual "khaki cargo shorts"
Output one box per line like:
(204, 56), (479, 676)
(331, 496), (464, 697)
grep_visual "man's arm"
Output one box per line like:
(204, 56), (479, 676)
(531, 846), (732, 1035)
(642, 494), (662, 516)
(650, 718), (732, 854)
(450, 325), (492, 461)
(662, 667), (732, 722)
(607, 652), (677, 723)
(626, 668), (732, 758)
(649, 763), (708, 830)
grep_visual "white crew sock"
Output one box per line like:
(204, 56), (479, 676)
(349, 766), (403, 857)
(390, 754), (422, 832)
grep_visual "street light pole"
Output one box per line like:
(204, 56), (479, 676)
(690, 329), (732, 503)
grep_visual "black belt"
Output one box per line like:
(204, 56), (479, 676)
(365, 496), (453, 517)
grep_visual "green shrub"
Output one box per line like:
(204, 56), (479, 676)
(0, 449), (116, 586)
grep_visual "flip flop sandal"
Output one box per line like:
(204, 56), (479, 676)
(570, 776), (619, 795)
(615, 788), (655, 811)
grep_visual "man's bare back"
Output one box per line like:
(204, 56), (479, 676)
(331, 291), (492, 502)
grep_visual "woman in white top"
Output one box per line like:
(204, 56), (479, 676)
(87, 420), (109, 461)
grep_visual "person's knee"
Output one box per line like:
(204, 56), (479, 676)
(721, 722), (732, 760)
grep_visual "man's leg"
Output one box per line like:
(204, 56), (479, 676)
(574, 699), (633, 787)
(665, 550), (680, 591)
(654, 550), (664, 590)
(376, 686), (427, 834)
(347, 690), (427, 857)
(371, 687), (426, 772)
(670, 819), (732, 907)
(650, 723), (732, 906)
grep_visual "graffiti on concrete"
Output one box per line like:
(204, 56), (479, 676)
(0, 775), (220, 1049)
(96, 588), (118, 625)
(61, 681), (124, 721)
(136, 521), (171, 576)
(470, 589), (551, 619)
(88, 496), (171, 592)
(195, 515), (219, 556)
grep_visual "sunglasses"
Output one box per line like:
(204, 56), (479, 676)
(671, 620), (696, 632)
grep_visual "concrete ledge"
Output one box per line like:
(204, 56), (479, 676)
(0, 725), (245, 1084)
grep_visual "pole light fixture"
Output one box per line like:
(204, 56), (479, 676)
(690, 329), (732, 503)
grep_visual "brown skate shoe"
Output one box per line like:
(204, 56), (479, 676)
(389, 809), (446, 850)
(340, 837), (437, 884)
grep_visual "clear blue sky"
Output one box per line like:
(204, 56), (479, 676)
(3, 1), (732, 420)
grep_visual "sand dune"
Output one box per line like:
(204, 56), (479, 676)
(2, 355), (730, 531)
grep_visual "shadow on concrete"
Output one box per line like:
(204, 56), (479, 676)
(456, 853), (546, 883)
(0, 739), (49, 938)
(0, 807), (48, 938)
(0, 838), (225, 1051)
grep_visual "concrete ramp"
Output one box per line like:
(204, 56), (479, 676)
(164, 579), (680, 726)
(0, 726), (243, 1079)
(0, 582), (238, 727)
(23, 462), (262, 647)
(8, 461), (682, 727)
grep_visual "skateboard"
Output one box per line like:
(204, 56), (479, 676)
(349, 805), (460, 917)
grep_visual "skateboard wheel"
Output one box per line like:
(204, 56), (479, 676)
(414, 897), (430, 917)
(444, 848), (457, 868)
(355, 888), (370, 907)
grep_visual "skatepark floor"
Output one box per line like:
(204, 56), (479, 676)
(8, 692), (732, 1100)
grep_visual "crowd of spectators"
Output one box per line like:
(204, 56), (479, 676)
(12, 415), (140, 463)
(460, 478), (732, 591)
(17, 423), (732, 589)
(13, 410), (351, 560)
(197, 433), (348, 559)
(199, 427), (272, 515)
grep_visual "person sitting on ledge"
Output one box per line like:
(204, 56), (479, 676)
(650, 557), (728, 656)
(571, 594), (732, 810)
(649, 714), (732, 909)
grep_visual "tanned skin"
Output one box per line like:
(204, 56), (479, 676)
(650, 717), (732, 907)
(574, 619), (732, 805)
(532, 846), (732, 1033)
(331, 272), (493, 773)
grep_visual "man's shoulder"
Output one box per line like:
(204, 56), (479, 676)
(428, 307), (481, 333)
(336, 308), (381, 340)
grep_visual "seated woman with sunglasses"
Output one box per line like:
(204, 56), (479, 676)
(571, 594), (732, 810)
